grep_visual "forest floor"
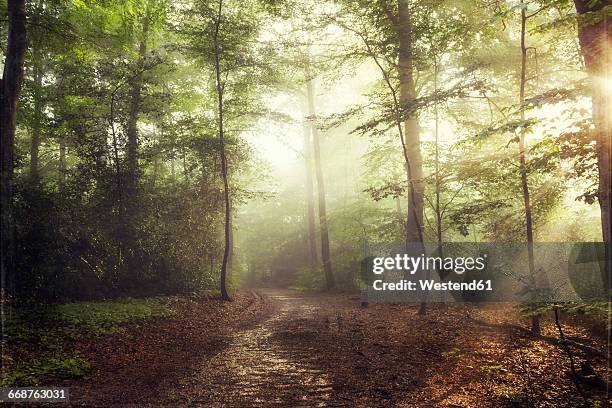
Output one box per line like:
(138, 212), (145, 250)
(62, 289), (612, 407)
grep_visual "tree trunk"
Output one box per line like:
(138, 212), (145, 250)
(1, 0), (27, 295)
(434, 57), (443, 250)
(59, 136), (66, 192)
(398, 0), (424, 246)
(397, 0), (426, 314)
(433, 56), (448, 291)
(109, 92), (126, 272)
(30, 61), (43, 179)
(170, 148), (176, 183)
(228, 209), (234, 272)
(213, 0), (232, 301)
(519, 2), (541, 336)
(152, 130), (159, 186)
(29, 0), (45, 180)
(126, 14), (149, 188)
(303, 97), (318, 270)
(307, 77), (335, 290)
(574, 0), (612, 295)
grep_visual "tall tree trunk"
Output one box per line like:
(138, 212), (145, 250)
(126, 14), (149, 189)
(213, 0), (232, 301)
(58, 136), (66, 192)
(397, 0), (426, 314)
(398, 0), (424, 246)
(519, 2), (540, 336)
(170, 148), (176, 184)
(109, 92), (125, 271)
(182, 145), (189, 179)
(303, 98), (318, 270)
(228, 209), (234, 272)
(30, 61), (43, 179)
(1, 0), (27, 295)
(433, 56), (447, 291)
(152, 130), (159, 186)
(29, 0), (44, 180)
(434, 57), (443, 251)
(121, 11), (150, 286)
(307, 77), (335, 290)
(574, 0), (612, 295)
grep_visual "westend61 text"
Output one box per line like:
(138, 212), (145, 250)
(372, 279), (493, 292)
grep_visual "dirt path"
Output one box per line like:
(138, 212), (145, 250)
(158, 290), (338, 407)
(71, 289), (609, 407)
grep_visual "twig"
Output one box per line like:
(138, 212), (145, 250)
(554, 306), (586, 401)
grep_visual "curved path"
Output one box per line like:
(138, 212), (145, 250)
(157, 290), (343, 407)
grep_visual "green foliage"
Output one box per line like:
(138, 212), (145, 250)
(556, 302), (611, 331)
(2, 297), (175, 386)
(4, 0), (609, 402)
(289, 267), (326, 292)
(519, 301), (611, 335)
(4, 297), (175, 340)
(4, 0), (607, 307)
(53, 297), (175, 332)
(8, 0), (278, 300)
(2, 354), (90, 386)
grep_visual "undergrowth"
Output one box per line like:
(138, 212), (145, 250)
(1, 297), (176, 386)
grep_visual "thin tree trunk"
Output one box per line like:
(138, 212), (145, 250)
(126, 14), (149, 188)
(29, 0), (44, 180)
(152, 131), (159, 186)
(398, 0), (426, 314)
(434, 57), (442, 250)
(574, 0), (612, 296)
(1, 0), (27, 295)
(398, 0), (424, 246)
(519, 2), (540, 336)
(303, 98), (318, 270)
(228, 209), (234, 272)
(30, 62), (43, 179)
(307, 77), (335, 290)
(171, 151), (176, 183)
(59, 136), (66, 192)
(109, 91), (125, 271)
(213, 0), (232, 301)
(553, 307), (586, 400)
(433, 56), (446, 289)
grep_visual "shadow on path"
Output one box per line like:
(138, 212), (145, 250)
(159, 290), (337, 407)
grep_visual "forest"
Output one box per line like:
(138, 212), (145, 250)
(1, 0), (611, 406)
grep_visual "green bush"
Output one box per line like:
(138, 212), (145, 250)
(289, 267), (326, 291)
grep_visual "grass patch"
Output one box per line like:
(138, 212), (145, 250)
(2, 297), (176, 386)
(53, 297), (175, 334)
(2, 353), (90, 386)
